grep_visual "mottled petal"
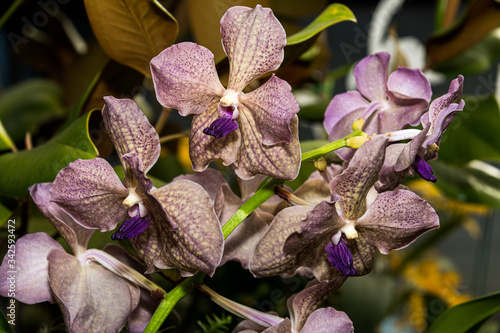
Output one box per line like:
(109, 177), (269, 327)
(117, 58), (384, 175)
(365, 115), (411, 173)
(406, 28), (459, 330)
(289, 278), (347, 331)
(203, 115), (239, 138)
(30, 183), (93, 256)
(174, 168), (228, 203)
(323, 91), (369, 135)
(236, 112), (300, 180)
(50, 158), (128, 231)
(48, 250), (139, 333)
(422, 75), (464, 132)
(331, 136), (388, 220)
(387, 67), (432, 103)
(134, 180), (223, 276)
(240, 75), (299, 145)
(375, 144), (407, 192)
(222, 5), (286, 91)
(0, 233), (63, 304)
(301, 308), (354, 333)
(102, 97), (160, 174)
(250, 205), (313, 278)
(354, 52), (390, 102)
(348, 237), (377, 276)
(112, 215), (151, 240)
(356, 189), (440, 254)
(150, 42), (225, 115)
(189, 100), (241, 172)
(412, 155), (437, 182)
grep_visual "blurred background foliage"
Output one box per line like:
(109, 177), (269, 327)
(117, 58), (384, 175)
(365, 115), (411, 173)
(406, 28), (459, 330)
(0, 0), (500, 332)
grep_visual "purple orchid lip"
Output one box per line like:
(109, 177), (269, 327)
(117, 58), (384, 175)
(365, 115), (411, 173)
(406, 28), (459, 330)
(325, 241), (356, 276)
(412, 155), (437, 182)
(112, 215), (151, 240)
(203, 116), (240, 138)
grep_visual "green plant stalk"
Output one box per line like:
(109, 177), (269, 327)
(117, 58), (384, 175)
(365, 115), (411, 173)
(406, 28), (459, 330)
(143, 271), (204, 333)
(0, 0), (25, 29)
(144, 131), (363, 332)
(301, 129), (363, 161)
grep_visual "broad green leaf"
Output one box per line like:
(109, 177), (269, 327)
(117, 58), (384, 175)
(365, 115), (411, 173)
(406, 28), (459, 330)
(0, 111), (98, 197)
(0, 79), (65, 142)
(431, 160), (500, 209)
(188, 0), (269, 61)
(438, 95), (500, 165)
(427, 291), (500, 333)
(426, 0), (500, 69)
(0, 197), (17, 227)
(84, 0), (178, 77)
(286, 3), (356, 45)
(433, 30), (500, 76)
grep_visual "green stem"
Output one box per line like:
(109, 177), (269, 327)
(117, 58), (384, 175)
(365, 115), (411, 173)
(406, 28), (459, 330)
(301, 129), (363, 161)
(144, 271), (204, 333)
(0, 0), (24, 29)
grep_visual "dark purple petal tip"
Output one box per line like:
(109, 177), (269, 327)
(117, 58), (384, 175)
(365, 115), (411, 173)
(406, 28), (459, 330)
(325, 242), (356, 276)
(111, 215), (151, 240)
(412, 155), (437, 182)
(203, 116), (239, 138)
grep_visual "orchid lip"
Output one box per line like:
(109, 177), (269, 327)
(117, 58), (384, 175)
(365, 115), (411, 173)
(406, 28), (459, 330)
(111, 215), (151, 240)
(203, 116), (239, 138)
(325, 239), (356, 276)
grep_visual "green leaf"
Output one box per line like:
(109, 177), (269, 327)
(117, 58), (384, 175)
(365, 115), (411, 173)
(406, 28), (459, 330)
(0, 307), (14, 333)
(438, 95), (500, 165)
(286, 3), (356, 45)
(433, 31), (500, 76)
(431, 160), (500, 209)
(0, 111), (98, 197)
(0, 120), (15, 152)
(427, 291), (500, 333)
(84, 0), (178, 77)
(0, 79), (65, 142)
(426, 0), (500, 69)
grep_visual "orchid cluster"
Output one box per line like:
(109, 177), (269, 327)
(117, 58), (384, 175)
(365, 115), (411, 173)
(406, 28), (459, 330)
(0, 5), (465, 333)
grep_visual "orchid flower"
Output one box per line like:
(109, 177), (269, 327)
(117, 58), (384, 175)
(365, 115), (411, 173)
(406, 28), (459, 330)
(49, 96), (223, 276)
(376, 75), (465, 191)
(250, 137), (439, 281)
(231, 278), (353, 333)
(323, 52), (432, 161)
(0, 183), (158, 333)
(150, 5), (301, 180)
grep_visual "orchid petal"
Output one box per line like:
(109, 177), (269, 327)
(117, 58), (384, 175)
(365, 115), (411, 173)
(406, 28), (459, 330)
(423, 100), (465, 149)
(301, 308), (354, 333)
(102, 97), (160, 174)
(240, 75), (299, 145)
(189, 100), (241, 172)
(174, 168), (228, 204)
(289, 279), (346, 331)
(134, 180), (223, 276)
(0, 233), (63, 304)
(250, 205), (314, 278)
(330, 136), (388, 220)
(30, 183), (93, 256)
(48, 250), (139, 333)
(327, 107), (365, 162)
(354, 52), (390, 102)
(387, 67), (432, 103)
(236, 113), (300, 180)
(50, 158), (128, 231)
(150, 42), (225, 116)
(222, 5), (286, 92)
(382, 92), (430, 132)
(356, 189), (439, 254)
(348, 237), (377, 276)
(323, 91), (369, 135)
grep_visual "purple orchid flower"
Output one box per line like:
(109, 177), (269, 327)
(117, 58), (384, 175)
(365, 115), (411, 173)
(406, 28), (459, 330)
(376, 75), (465, 191)
(250, 137), (440, 281)
(323, 52), (432, 161)
(0, 183), (158, 333)
(232, 278), (353, 333)
(150, 5), (301, 180)
(49, 96), (223, 276)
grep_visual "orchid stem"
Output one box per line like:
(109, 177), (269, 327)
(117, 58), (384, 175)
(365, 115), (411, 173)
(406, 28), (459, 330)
(144, 271), (205, 333)
(301, 129), (363, 161)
